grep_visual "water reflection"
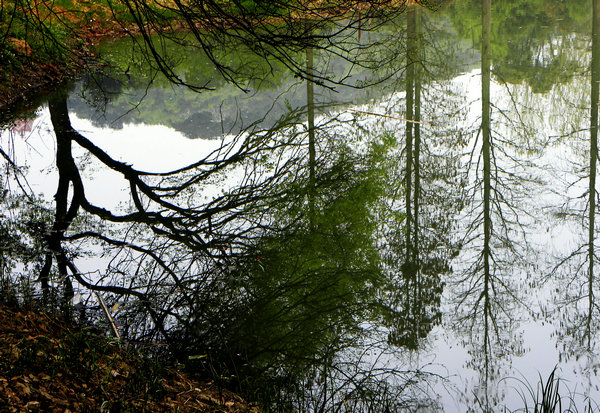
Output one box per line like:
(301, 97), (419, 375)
(67, 29), (398, 140)
(4, 60), (443, 412)
(3, 0), (600, 411)
(586, 0), (600, 349)
(548, 0), (600, 406)
(381, 5), (453, 352)
(446, 0), (579, 409)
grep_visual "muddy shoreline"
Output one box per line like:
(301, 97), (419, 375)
(0, 22), (135, 121)
(0, 61), (71, 121)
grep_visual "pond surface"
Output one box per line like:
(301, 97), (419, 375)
(1, 0), (599, 411)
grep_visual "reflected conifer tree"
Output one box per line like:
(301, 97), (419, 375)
(477, 0), (495, 406)
(389, 4), (440, 350)
(550, 0), (600, 373)
(378, 4), (463, 351)
(450, 0), (534, 409)
(306, 43), (316, 222)
(586, 0), (600, 347)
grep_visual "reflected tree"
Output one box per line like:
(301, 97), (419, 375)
(450, 0), (537, 409)
(33, 89), (323, 343)
(586, 0), (600, 346)
(108, 0), (419, 91)
(550, 0), (600, 360)
(374, 4), (464, 351)
(531, 3), (600, 406)
(447, 0), (589, 93)
(0, 81), (445, 409)
(389, 4), (441, 350)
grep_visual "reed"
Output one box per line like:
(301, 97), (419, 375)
(504, 366), (596, 413)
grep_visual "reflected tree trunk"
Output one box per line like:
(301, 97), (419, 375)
(386, 4), (448, 351)
(403, 4), (418, 344)
(413, 16), (421, 258)
(43, 93), (84, 306)
(307, 45), (316, 223)
(412, 7), (422, 335)
(481, 0), (492, 401)
(588, 0), (600, 344)
(405, 5), (416, 260)
(44, 93), (171, 337)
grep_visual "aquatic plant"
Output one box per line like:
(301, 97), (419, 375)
(503, 367), (598, 413)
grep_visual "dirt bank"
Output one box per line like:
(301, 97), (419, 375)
(0, 301), (260, 412)
(0, 2), (136, 118)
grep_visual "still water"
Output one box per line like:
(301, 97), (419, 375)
(1, 0), (599, 411)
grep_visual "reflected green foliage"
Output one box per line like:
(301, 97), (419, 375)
(382, 239), (449, 350)
(0, 190), (51, 301)
(232, 0), (289, 17)
(68, 29), (398, 138)
(447, 0), (590, 92)
(68, 35), (294, 137)
(93, 33), (291, 89)
(171, 136), (408, 408)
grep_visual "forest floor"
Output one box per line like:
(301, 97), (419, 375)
(0, 301), (260, 412)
